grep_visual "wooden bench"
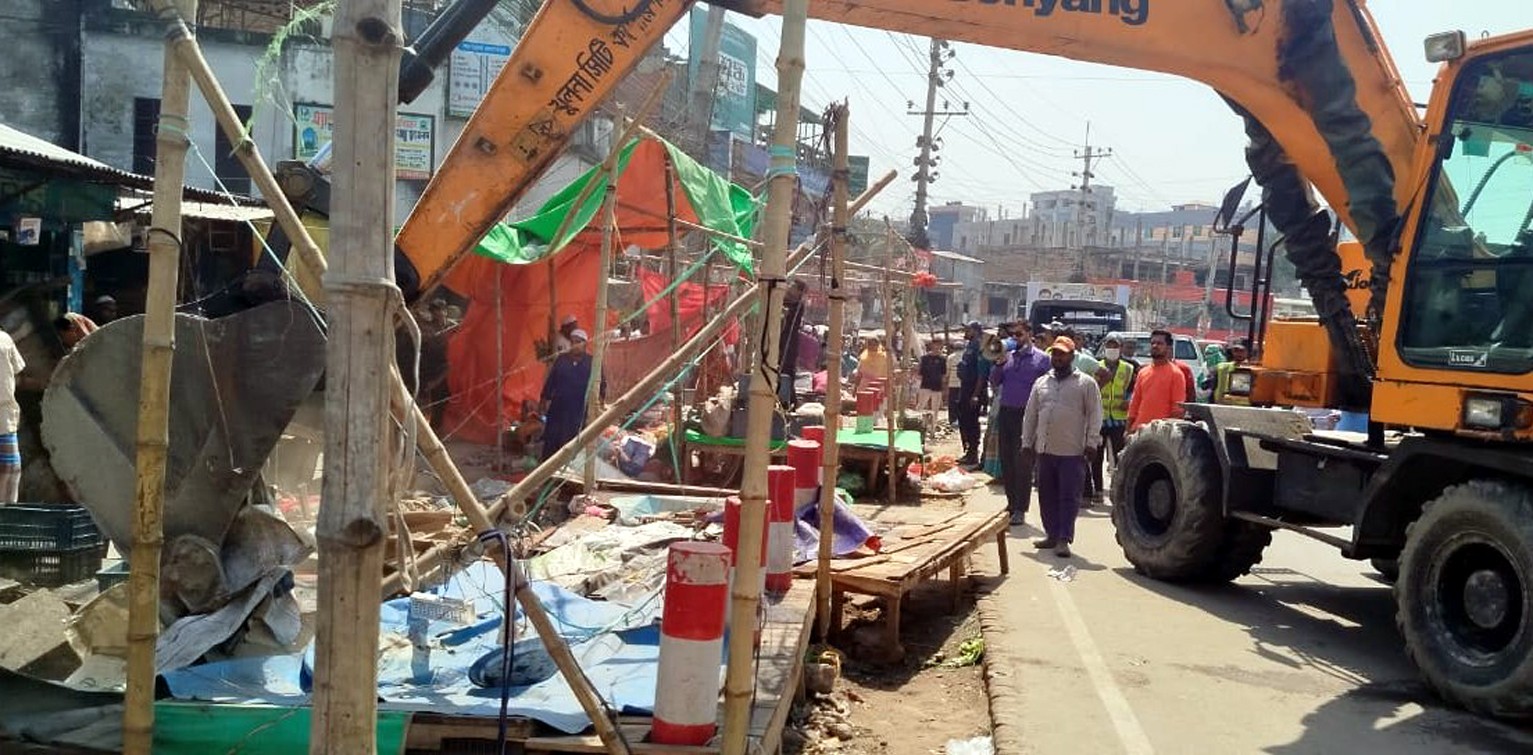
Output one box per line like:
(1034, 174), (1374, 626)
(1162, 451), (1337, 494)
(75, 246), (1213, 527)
(805, 507), (1009, 658)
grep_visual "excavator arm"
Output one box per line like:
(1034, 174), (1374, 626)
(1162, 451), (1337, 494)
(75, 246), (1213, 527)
(395, 0), (1418, 405)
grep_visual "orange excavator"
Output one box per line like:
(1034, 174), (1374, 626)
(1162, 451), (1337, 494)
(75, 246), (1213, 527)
(48, 0), (1533, 717)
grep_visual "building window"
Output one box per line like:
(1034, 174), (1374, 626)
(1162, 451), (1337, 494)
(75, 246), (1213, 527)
(132, 98), (161, 175)
(1172, 225), (1184, 238)
(214, 104), (254, 195)
(1002, 233), (1010, 245)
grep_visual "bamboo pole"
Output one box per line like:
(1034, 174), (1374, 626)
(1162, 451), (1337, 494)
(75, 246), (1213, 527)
(123, 3), (195, 752)
(383, 171), (896, 593)
(309, 2), (402, 752)
(883, 229), (897, 505)
(723, 1), (808, 751)
(817, 103), (849, 640)
(664, 157), (684, 480)
(583, 119), (623, 490)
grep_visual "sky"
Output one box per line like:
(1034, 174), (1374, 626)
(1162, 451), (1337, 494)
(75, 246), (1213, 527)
(658, 1), (1529, 220)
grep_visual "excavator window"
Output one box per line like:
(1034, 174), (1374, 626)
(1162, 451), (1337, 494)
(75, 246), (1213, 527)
(1400, 49), (1533, 369)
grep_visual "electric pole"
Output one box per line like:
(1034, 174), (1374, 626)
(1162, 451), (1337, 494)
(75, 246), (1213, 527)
(1070, 123), (1111, 278)
(907, 38), (967, 250)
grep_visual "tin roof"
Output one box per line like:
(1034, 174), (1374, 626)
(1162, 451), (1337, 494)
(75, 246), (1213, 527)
(0, 122), (254, 205)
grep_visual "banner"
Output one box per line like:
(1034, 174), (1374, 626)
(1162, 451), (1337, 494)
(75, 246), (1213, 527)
(448, 40), (512, 118)
(687, 8), (757, 139)
(1025, 282), (1131, 309)
(293, 104), (436, 180)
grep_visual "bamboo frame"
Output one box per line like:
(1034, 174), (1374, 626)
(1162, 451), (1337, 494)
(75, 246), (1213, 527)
(817, 104), (850, 639)
(123, 3), (195, 752)
(583, 110), (625, 490)
(722, 1), (808, 752)
(664, 157), (684, 479)
(309, 2), (403, 751)
(882, 229), (898, 505)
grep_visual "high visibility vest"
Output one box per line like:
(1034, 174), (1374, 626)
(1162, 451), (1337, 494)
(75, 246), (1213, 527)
(1215, 361), (1250, 406)
(1100, 359), (1134, 421)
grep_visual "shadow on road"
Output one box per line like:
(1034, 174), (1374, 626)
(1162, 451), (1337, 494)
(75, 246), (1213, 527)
(1115, 565), (1533, 752)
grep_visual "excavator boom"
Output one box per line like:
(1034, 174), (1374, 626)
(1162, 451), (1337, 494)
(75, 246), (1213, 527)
(397, 0), (1420, 306)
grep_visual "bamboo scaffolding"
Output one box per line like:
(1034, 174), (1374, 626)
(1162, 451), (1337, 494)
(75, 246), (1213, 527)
(722, 1), (808, 752)
(387, 171), (893, 593)
(664, 158), (684, 476)
(123, 3), (195, 752)
(583, 111), (625, 490)
(882, 228), (898, 505)
(817, 103), (849, 640)
(309, 2), (403, 752)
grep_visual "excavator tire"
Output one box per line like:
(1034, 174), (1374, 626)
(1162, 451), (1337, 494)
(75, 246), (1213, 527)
(1396, 481), (1533, 718)
(1110, 420), (1267, 582)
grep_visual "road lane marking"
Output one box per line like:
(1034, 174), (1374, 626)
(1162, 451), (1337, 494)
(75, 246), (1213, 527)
(1047, 576), (1155, 755)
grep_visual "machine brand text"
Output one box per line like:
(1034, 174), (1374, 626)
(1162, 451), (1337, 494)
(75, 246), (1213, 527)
(952, 0), (1150, 27)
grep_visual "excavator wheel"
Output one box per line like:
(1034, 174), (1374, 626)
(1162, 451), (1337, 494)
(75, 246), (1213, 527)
(1110, 420), (1269, 582)
(1396, 480), (1533, 718)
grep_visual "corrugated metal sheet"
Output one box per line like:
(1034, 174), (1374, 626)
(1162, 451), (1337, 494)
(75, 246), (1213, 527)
(114, 195), (274, 223)
(0, 123), (254, 205)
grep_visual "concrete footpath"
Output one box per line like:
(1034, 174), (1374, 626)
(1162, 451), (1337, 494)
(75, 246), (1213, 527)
(966, 489), (1533, 754)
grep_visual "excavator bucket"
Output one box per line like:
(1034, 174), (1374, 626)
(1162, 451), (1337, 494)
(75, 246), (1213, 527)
(40, 301), (326, 554)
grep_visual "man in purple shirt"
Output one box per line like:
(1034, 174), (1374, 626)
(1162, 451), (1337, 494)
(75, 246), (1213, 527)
(990, 320), (1051, 525)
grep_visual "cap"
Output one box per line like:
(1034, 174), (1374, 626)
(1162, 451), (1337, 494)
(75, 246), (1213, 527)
(1047, 336), (1077, 355)
(95, 294), (116, 304)
(561, 314), (579, 327)
(1044, 320), (1066, 332)
(570, 328), (590, 343)
(965, 320), (983, 330)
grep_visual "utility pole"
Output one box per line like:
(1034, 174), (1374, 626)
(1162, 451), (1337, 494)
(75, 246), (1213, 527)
(1071, 124), (1111, 277)
(686, 4), (726, 157)
(906, 38), (967, 250)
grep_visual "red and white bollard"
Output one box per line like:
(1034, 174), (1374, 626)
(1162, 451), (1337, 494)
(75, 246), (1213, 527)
(766, 465), (797, 597)
(788, 439), (822, 512)
(652, 541), (730, 746)
(855, 390), (877, 434)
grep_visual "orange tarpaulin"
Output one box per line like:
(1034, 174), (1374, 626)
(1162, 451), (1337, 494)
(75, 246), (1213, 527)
(438, 137), (755, 444)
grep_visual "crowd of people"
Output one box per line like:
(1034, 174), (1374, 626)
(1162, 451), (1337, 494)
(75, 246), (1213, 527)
(916, 319), (1255, 558)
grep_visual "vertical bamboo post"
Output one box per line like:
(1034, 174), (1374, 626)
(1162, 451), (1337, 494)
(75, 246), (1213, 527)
(310, 2), (402, 753)
(664, 158), (684, 479)
(122, 3), (195, 752)
(495, 271), (505, 470)
(722, 1), (808, 751)
(817, 104), (849, 639)
(883, 230), (897, 504)
(584, 111), (625, 490)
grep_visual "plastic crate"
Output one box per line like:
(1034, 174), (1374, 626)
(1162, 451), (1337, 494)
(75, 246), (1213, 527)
(96, 560), (129, 592)
(0, 503), (103, 551)
(0, 543), (107, 587)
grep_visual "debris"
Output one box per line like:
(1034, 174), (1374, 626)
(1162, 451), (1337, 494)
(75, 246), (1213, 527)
(1047, 564), (1077, 582)
(927, 468), (980, 494)
(927, 636), (984, 668)
(66, 583), (129, 659)
(0, 577), (20, 604)
(828, 721), (857, 740)
(63, 654), (126, 692)
(0, 589), (79, 678)
(945, 736), (995, 755)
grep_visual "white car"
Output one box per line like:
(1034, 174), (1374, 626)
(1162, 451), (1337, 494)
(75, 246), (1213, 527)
(1104, 331), (1212, 402)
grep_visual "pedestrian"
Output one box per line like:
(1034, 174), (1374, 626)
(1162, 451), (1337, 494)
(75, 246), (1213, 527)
(990, 321), (1050, 525)
(1021, 335), (1102, 557)
(955, 321), (987, 466)
(538, 329), (605, 463)
(0, 327), (24, 503)
(852, 334), (891, 397)
(916, 339), (947, 423)
(945, 339), (964, 427)
(53, 312), (98, 351)
(1092, 336), (1135, 504)
(1214, 338), (1251, 405)
(92, 294), (119, 324)
(777, 280), (808, 409)
(1126, 329), (1189, 433)
(552, 314), (580, 358)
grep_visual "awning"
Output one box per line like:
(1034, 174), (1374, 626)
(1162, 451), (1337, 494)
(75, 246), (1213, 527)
(0, 123), (254, 206)
(114, 194), (274, 223)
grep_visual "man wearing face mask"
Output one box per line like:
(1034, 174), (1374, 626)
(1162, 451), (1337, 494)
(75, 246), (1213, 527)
(989, 320), (1050, 525)
(1091, 336), (1136, 504)
(1021, 336), (1102, 557)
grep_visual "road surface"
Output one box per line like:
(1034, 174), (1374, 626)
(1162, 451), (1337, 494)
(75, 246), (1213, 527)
(972, 490), (1533, 754)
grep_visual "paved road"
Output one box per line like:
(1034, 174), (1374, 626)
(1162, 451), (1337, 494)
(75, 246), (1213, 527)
(971, 489), (1533, 754)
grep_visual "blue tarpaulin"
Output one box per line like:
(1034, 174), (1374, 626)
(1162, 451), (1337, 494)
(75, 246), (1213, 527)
(161, 563), (676, 733)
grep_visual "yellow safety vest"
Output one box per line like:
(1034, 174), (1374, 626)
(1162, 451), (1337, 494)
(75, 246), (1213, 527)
(1100, 359), (1134, 422)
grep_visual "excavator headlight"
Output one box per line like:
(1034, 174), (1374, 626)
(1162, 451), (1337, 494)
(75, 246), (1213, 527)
(1228, 369), (1254, 397)
(1424, 31), (1466, 64)
(1462, 396), (1505, 430)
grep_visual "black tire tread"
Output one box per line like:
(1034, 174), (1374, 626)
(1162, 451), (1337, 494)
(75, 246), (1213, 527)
(1396, 480), (1533, 719)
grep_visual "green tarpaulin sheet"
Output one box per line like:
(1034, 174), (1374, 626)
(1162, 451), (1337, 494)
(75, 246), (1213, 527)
(153, 702), (411, 754)
(472, 135), (759, 272)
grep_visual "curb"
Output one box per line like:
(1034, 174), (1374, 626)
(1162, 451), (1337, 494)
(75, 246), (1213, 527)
(974, 577), (1026, 754)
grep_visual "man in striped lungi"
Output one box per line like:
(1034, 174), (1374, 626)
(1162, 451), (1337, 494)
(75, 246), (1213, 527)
(0, 328), (24, 503)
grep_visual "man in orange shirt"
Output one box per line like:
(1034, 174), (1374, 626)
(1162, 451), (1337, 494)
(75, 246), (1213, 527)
(1126, 329), (1188, 433)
